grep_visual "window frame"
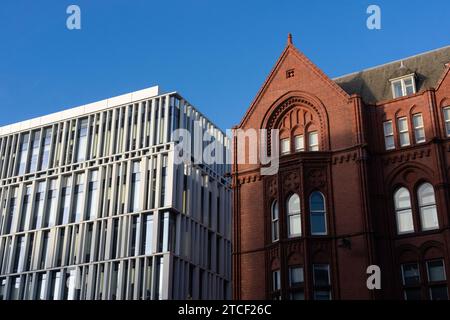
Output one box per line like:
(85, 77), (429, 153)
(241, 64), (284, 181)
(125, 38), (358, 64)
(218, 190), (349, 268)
(417, 183), (439, 231)
(271, 201), (280, 243)
(397, 117), (411, 147)
(412, 113), (426, 144)
(312, 264), (332, 300)
(393, 187), (415, 235)
(383, 120), (395, 150)
(287, 194), (302, 238)
(443, 107), (450, 137)
(390, 75), (416, 99)
(309, 192), (327, 236)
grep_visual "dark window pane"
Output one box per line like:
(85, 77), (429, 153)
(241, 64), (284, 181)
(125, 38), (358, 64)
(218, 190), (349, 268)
(310, 192), (325, 211)
(430, 286), (448, 300)
(404, 288), (421, 300)
(402, 263), (420, 285)
(427, 260), (446, 282)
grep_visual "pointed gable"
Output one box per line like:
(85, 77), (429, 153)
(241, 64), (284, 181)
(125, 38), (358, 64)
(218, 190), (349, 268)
(239, 34), (350, 129)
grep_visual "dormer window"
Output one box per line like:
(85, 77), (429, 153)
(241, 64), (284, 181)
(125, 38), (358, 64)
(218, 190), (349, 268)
(390, 74), (416, 98)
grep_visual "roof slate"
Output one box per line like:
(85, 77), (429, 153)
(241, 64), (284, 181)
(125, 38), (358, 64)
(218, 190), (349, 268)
(334, 46), (450, 104)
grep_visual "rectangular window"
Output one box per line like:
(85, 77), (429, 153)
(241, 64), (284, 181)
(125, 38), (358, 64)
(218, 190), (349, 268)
(308, 131), (319, 151)
(294, 135), (304, 152)
(143, 214), (153, 255)
(412, 113), (425, 143)
(72, 173), (85, 222)
(272, 269), (281, 300)
(29, 131), (41, 173)
(397, 117), (410, 147)
(36, 273), (47, 300)
(289, 266), (304, 300)
(401, 263), (422, 300)
(40, 128), (52, 170)
(19, 185), (32, 231)
(280, 138), (290, 155)
(391, 76), (416, 98)
(313, 264), (331, 300)
(46, 179), (58, 227)
(383, 121), (395, 150)
(444, 107), (450, 137)
(130, 162), (141, 212)
(427, 260), (448, 300)
(59, 176), (72, 225)
(6, 187), (19, 234)
(17, 133), (30, 176)
(33, 181), (46, 229)
(76, 119), (88, 163)
(87, 171), (99, 220)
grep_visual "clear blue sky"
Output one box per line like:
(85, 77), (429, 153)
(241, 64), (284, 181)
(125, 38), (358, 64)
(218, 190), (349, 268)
(0, 0), (449, 130)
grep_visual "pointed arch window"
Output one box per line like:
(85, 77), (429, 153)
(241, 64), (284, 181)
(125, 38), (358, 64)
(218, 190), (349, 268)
(417, 183), (439, 231)
(394, 187), (414, 234)
(287, 194), (301, 238)
(271, 201), (279, 242)
(310, 192), (327, 235)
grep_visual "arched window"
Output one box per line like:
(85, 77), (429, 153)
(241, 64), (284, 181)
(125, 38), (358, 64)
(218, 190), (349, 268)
(287, 194), (301, 238)
(271, 201), (279, 242)
(394, 187), (414, 234)
(308, 131), (319, 151)
(310, 192), (327, 235)
(417, 183), (439, 231)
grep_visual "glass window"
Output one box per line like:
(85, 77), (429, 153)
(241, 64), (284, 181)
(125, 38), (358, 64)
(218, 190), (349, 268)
(308, 131), (319, 151)
(394, 187), (414, 234)
(289, 267), (304, 287)
(144, 214), (154, 255)
(397, 117), (410, 147)
(29, 131), (41, 173)
(17, 133), (30, 175)
(427, 260), (446, 282)
(40, 128), (52, 170)
(417, 183), (439, 231)
(444, 107), (450, 137)
(310, 192), (327, 235)
(271, 201), (279, 242)
(404, 288), (421, 300)
(430, 286), (449, 300)
(272, 269), (281, 291)
(402, 263), (420, 286)
(281, 138), (290, 155)
(11, 277), (21, 300)
(295, 135), (304, 152)
(391, 76), (416, 98)
(130, 162), (141, 212)
(37, 273), (47, 300)
(59, 176), (72, 225)
(46, 179), (58, 227)
(33, 181), (46, 229)
(412, 114), (425, 143)
(72, 173), (85, 223)
(383, 121), (395, 150)
(287, 194), (301, 238)
(313, 264), (331, 300)
(392, 81), (403, 98)
(87, 171), (99, 220)
(76, 119), (88, 163)
(19, 185), (32, 231)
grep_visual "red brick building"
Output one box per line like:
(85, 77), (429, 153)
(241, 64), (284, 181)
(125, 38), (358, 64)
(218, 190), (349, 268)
(232, 35), (450, 300)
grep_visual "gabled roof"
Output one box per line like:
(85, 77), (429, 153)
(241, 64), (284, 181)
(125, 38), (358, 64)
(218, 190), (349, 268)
(334, 45), (450, 104)
(239, 34), (350, 128)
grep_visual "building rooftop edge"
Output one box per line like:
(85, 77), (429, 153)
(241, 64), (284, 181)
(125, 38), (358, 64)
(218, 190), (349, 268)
(0, 85), (163, 137)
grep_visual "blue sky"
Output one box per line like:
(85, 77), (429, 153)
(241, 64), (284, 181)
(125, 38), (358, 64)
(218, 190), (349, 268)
(0, 0), (449, 130)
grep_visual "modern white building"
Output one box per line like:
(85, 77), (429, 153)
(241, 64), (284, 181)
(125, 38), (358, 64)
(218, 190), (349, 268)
(0, 86), (232, 300)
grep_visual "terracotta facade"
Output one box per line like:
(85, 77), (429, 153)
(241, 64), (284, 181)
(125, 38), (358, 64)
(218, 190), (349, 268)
(232, 37), (450, 300)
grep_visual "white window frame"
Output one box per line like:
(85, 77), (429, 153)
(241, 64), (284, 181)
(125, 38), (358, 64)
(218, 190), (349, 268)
(287, 194), (302, 238)
(271, 201), (279, 242)
(294, 135), (305, 152)
(412, 113), (426, 144)
(444, 107), (450, 137)
(397, 117), (410, 147)
(426, 260), (446, 283)
(394, 187), (415, 235)
(390, 74), (416, 98)
(310, 192), (327, 236)
(308, 131), (319, 152)
(280, 138), (290, 155)
(417, 183), (439, 231)
(383, 120), (395, 150)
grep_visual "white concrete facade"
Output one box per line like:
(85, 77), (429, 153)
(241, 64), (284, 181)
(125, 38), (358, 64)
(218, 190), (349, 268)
(0, 87), (231, 300)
